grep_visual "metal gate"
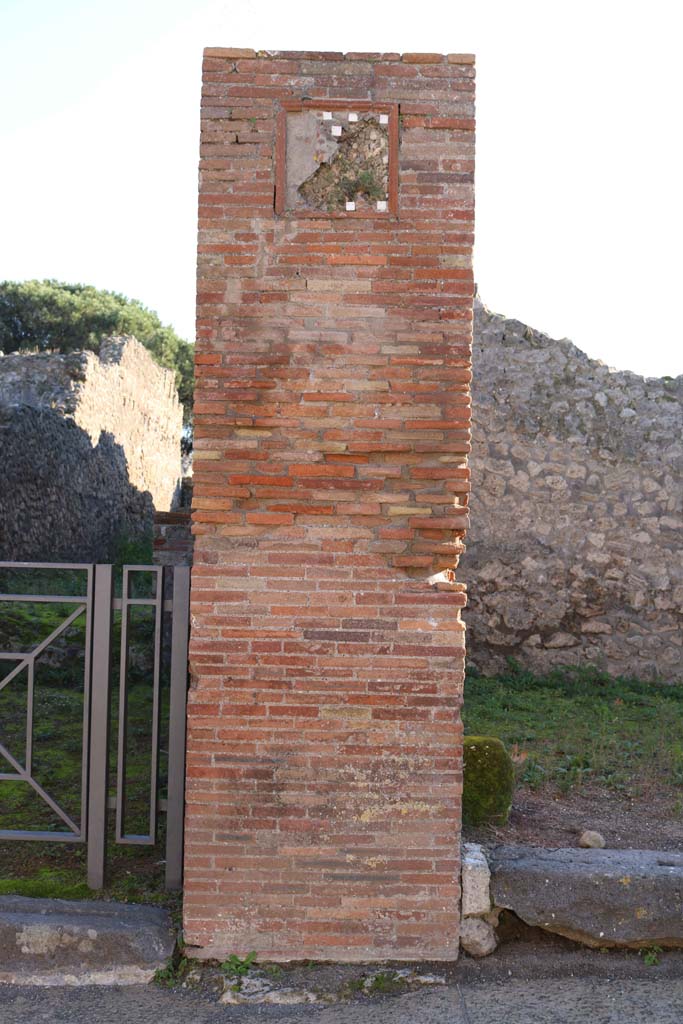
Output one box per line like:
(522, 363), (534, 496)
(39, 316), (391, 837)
(0, 562), (190, 890)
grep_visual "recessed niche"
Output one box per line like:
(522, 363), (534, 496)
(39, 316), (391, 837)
(276, 103), (398, 216)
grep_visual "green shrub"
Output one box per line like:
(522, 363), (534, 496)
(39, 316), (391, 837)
(463, 736), (514, 827)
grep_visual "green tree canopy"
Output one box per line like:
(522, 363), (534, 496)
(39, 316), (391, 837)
(0, 280), (194, 416)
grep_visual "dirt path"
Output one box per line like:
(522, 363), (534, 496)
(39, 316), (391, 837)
(464, 782), (683, 851)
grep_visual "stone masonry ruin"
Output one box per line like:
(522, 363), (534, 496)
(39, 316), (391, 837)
(0, 337), (183, 561)
(163, 294), (681, 682)
(465, 298), (683, 682)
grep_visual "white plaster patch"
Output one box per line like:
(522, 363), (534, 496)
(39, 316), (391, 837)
(17, 925), (74, 956)
(379, 113), (389, 125)
(376, 200), (387, 212)
(345, 201), (356, 212)
(348, 112), (358, 122)
(0, 967), (158, 987)
(331, 125), (342, 137)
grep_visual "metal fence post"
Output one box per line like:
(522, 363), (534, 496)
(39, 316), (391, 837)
(165, 566), (190, 890)
(87, 564), (114, 889)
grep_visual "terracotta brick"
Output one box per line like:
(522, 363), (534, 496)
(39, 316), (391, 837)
(185, 49), (475, 965)
(401, 53), (445, 63)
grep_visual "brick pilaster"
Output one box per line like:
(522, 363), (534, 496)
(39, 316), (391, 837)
(185, 49), (475, 961)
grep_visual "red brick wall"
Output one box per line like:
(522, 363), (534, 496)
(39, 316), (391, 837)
(185, 48), (475, 961)
(153, 509), (194, 569)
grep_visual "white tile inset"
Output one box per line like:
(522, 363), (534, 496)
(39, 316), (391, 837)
(379, 113), (389, 125)
(376, 200), (387, 212)
(323, 111), (332, 120)
(331, 125), (342, 137)
(345, 201), (356, 211)
(348, 112), (358, 122)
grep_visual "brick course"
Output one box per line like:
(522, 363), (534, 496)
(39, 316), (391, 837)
(185, 49), (475, 961)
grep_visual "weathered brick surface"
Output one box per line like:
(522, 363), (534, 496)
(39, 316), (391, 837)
(153, 510), (194, 568)
(185, 49), (475, 961)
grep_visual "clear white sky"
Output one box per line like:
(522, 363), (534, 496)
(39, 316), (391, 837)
(1, 0), (681, 377)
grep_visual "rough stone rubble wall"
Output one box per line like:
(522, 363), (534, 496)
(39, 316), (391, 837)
(0, 337), (183, 511)
(0, 406), (154, 562)
(465, 298), (683, 681)
(0, 337), (183, 561)
(185, 48), (475, 962)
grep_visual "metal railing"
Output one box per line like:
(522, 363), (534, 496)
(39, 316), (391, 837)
(0, 562), (190, 890)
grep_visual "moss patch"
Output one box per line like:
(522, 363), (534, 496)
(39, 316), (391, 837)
(463, 736), (514, 826)
(0, 867), (90, 900)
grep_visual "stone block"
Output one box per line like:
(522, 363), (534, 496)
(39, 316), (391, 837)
(490, 845), (683, 948)
(0, 896), (175, 985)
(462, 843), (491, 916)
(460, 917), (497, 957)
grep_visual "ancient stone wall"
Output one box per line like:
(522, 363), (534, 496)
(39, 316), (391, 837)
(186, 48), (475, 962)
(0, 338), (183, 561)
(0, 337), (183, 511)
(465, 298), (683, 681)
(0, 406), (153, 562)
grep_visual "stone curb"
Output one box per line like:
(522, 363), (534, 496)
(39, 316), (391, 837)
(0, 896), (176, 986)
(461, 843), (683, 956)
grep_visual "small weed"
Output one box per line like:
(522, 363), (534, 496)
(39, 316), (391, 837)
(365, 970), (407, 995)
(153, 956), (188, 988)
(520, 755), (546, 790)
(339, 977), (365, 1000)
(221, 951), (257, 978)
(555, 753), (592, 793)
(640, 945), (663, 967)
(339, 970), (410, 1000)
(261, 963), (284, 979)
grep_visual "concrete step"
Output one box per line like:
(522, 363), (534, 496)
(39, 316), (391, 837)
(0, 895), (176, 985)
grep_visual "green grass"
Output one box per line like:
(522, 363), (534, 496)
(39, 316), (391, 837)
(462, 662), (683, 797)
(0, 835), (179, 908)
(0, 866), (91, 900)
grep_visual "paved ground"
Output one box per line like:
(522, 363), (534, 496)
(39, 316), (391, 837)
(2, 946), (683, 1024)
(2, 977), (683, 1024)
